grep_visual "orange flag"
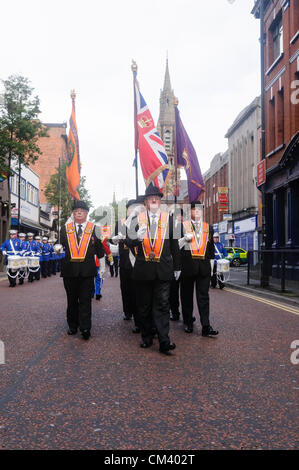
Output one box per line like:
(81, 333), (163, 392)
(66, 90), (81, 200)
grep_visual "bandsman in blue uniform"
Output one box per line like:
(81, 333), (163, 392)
(41, 236), (51, 278)
(0, 230), (22, 287)
(34, 236), (42, 280)
(27, 232), (41, 282)
(48, 239), (57, 275)
(18, 233), (27, 285)
(211, 232), (228, 290)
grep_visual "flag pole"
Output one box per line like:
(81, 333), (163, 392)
(174, 96), (179, 206)
(131, 60), (139, 198)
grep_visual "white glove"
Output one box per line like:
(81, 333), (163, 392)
(184, 233), (193, 242)
(112, 235), (120, 245)
(174, 270), (181, 281)
(110, 261), (114, 266)
(210, 260), (214, 277)
(137, 226), (147, 241)
(178, 237), (186, 250)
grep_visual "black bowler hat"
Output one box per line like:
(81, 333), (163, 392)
(144, 183), (163, 199)
(72, 200), (89, 212)
(126, 199), (137, 209)
(190, 200), (204, 209)
(136, 195), (145, 204)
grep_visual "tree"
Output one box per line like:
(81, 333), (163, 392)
(44, 159), (93, 228)
(0, 75), (47, 269)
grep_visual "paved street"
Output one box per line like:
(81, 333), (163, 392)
(0, 273), (298, 450)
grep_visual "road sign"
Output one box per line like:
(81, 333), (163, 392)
(257, 160), (266, 186)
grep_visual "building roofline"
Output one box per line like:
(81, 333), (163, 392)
(42, 122), (67, 128)
(225, 96), (261, 138)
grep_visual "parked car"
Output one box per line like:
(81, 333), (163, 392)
(225, 247), (248, 267)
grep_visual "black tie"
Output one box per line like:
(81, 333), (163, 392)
(77, 224), (83, 240)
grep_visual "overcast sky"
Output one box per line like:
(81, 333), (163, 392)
(1, 0), (260, 206)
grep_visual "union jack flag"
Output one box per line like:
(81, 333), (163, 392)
(133, 69), (170, 192)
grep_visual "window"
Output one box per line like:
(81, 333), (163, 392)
(10, 172), (26, 199)
(27, 183), (38, 206)
(235, 248), (245, 253)
(271, 13), (283, 63)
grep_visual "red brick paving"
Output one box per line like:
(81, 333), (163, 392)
(0, 274), (298, 449)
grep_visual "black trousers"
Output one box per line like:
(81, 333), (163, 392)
(136, 279), (171, 347)
(7, 268), (17, 287)
(180, 274), (211, 328)
(120, 267), (140, 327)
(211, 264), (224, 288)
(63, 276), (94, 332)
(169, 278), (180, 316)
(41, 260), (50, 278)
(110, 257), (119, 277)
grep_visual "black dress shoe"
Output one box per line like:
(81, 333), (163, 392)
(184, 326), (193, 333)
(192, 316), (196, 323)
(132, 327), (140, 334)
(140, 341), (153, 348)
(202, 326), (219, 337)
(81, 330), (91, 340)
(96, 294), (102, 300)
(67, 329), (77, 335)
(159, 342), (176, 355)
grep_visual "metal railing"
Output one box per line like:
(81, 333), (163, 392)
(247, 249), (299, 294)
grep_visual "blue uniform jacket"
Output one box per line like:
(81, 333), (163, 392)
(0, 238), (22, 262)
(41, 242), (51, 262)
(214, 242), (228, 264)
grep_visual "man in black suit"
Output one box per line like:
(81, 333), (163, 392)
(180, 201), (218, 337)
(112, 198), (142, 331)
(59, 200), (105, 340)
(170, 208), (184, 321)
(126, 184), (181, 355)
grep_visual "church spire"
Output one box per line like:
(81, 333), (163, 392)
(162, 56), (172, 93)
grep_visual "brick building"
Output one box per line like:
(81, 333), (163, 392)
(30, 123), (68, 204)
(252, 0), (299, 284)
(252, 0), (299, 256)
(203, 151), (229, 226)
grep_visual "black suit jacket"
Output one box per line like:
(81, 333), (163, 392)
(60, 224), (104, 278)
(181, 222), (214, 278)
(126, 212), (181, 281)
(114, 220), (134, 270)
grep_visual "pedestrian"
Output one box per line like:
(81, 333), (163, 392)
(127, 184), (181, 355)
(180, 201), (219, 337)
(92, 236), (113, 300)
(112, 198), (142, 332)
(58, 200), (105, 340)
(211, 232), (228, 289)
(169, 208), (184, 322)
(0, 230), (22, 287)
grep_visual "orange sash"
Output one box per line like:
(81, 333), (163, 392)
(138, 211), (169, 262)
(66, 221), (94, 261)
(183, 220), (209, 259)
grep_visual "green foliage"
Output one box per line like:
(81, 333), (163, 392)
(44, 159), (93, 226)
(0, 75), (48, 174)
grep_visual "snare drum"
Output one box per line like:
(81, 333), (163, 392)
(216, 259), (230, 274)
(19, 257), (28, 268)
(28, 256), (40, 268)
(7, 255), (21, 271)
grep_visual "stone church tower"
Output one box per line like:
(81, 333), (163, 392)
(157, 59), (180, 198)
